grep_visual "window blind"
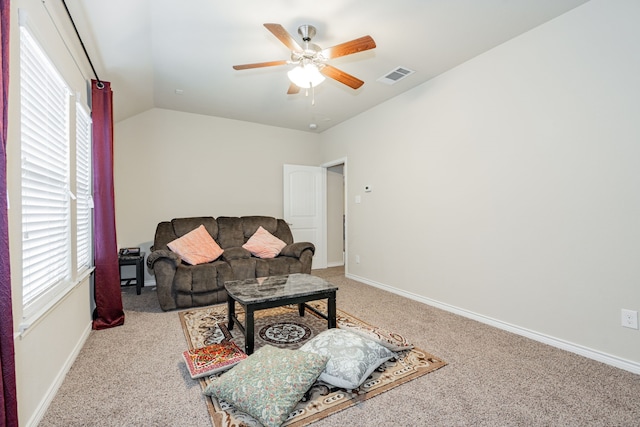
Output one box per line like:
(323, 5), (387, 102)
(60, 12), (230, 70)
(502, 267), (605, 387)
(76, 104), (92, 272)
(20, 26), (72, 308)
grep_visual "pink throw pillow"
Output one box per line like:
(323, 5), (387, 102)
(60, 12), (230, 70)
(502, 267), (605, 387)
(242, 226), (287, 259)
(167, 225), (223, 265)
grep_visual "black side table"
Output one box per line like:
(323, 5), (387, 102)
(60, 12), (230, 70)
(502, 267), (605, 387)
(118, 252), (145, 295)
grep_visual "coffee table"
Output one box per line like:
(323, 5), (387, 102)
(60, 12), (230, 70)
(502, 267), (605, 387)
(224, 273), (338, 355)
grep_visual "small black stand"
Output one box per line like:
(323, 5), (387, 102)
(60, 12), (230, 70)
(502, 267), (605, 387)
(118, 252), (145, 295)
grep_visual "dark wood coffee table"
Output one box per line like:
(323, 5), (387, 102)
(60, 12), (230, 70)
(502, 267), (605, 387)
(224, 273), (338, 355)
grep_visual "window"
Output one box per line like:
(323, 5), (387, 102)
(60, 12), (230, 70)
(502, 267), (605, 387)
(76, 104), (92, 273)
(19, 23), (93, 318)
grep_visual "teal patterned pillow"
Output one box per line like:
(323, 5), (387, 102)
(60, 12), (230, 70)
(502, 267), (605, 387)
(203, 345), (327, 427)
(299, 328), (395, 390)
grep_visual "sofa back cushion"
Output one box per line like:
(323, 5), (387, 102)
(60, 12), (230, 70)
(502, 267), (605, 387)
(216, 217), (244, 248)
(153, 216), (294, 252)
(152, 217), (218, 251)
(273, 219), (294, 245)
(152, 221), (177, 251)
(241, 216), (278, 238)
(216, 216), (293, 249)
(172, 217), (218, 239)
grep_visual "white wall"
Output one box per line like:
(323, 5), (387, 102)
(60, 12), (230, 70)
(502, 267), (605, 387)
(7, 1), (94, 425)
(114, 109), (321, 274)
(320, 0), (640, 369)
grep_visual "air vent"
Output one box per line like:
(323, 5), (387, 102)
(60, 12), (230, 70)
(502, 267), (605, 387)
(377, 67), (415, 85)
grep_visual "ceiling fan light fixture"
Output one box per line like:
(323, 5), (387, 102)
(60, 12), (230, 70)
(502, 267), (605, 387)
(287, 63), (325, 88)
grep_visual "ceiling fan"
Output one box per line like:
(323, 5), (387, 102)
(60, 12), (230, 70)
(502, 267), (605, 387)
(233, 23), (376, 94)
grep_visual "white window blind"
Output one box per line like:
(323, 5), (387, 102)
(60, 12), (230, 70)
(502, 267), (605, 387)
(20, 26), (72, 308)
(76, 104), (92, 272)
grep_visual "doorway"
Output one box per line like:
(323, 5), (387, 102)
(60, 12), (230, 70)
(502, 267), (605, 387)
(283, 159), (346, 270)
(324, 159), (346, 268)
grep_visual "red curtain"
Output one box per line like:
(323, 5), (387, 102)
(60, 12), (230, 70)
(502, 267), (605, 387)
(0, 0), (19, 425)
(91, 79), (125, 329)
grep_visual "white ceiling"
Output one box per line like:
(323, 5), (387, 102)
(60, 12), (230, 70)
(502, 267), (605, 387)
(66, 0), (590, 132)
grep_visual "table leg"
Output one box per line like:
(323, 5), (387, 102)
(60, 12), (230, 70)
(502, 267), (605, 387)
(327, 292), (337, 329)
(136, 258), (144, 295)
(227, 299), (235, 330)
(298, 303), (305, 317)
(246, 308), (255, 355)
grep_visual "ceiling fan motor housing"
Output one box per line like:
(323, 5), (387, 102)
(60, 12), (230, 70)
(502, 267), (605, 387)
(298, 25), (316, 42)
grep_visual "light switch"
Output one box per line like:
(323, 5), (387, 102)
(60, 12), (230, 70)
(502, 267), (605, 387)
(355, 195), (361, 204)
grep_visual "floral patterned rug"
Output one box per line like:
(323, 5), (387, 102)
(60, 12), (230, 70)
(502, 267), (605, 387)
(179, 301), (447, 427)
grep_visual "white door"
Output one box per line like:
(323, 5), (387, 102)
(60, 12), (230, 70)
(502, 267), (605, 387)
(283, 164), (327, 269)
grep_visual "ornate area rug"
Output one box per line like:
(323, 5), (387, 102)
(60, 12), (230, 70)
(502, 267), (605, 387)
(179, 301), (447, 427)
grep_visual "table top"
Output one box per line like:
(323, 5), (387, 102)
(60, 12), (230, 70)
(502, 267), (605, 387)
(118, 251), (145, 261)
(225, 273), (338, 305)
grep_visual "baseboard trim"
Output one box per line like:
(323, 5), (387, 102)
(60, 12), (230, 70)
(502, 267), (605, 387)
(346, 273), (640, 375)
(26, 321), (93, 427)
(326, 262), (345, 268)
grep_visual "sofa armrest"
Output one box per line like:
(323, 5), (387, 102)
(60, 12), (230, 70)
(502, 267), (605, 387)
(147, 249), (181, 269)
(279, 242), (315, 258)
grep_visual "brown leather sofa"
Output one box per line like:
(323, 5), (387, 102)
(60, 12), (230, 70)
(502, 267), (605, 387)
(147, 216), (315, 311)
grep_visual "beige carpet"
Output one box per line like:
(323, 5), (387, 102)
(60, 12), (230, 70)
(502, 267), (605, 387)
(179, 300), (446, 426)
(39, 266), (640, 426)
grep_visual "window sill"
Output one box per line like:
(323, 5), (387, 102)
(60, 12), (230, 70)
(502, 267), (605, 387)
(16, 267), (95, 339)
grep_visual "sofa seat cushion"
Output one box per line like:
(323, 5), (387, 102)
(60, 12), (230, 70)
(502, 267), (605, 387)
(227, 258), (258, 281)
(255, 257), (303, 278)
(174, 261), (227, 293)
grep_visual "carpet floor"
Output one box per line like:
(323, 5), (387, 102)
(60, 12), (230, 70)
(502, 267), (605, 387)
(179, 299), (446, 426)
(40, 267), (640, 426)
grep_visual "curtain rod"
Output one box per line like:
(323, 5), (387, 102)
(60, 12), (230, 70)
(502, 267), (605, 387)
(60, 0), (104, 89)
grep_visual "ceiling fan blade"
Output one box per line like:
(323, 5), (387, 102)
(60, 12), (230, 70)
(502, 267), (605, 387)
(287, 83), (301, 95)
(321, 35), (376, 59)
(320, 64), (365, 89)
(264, 23), (303, 52)
(233, 60), (288, 70)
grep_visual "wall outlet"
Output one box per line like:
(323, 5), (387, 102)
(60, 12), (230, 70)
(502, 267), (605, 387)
(355, 255), (360, 264)
(621, 309), (638, 329)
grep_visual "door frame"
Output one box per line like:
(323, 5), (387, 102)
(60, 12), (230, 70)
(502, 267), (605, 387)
(321, 157), (348, 273)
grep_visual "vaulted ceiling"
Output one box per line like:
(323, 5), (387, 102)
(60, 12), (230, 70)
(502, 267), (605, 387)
(66, 0), (590, 132)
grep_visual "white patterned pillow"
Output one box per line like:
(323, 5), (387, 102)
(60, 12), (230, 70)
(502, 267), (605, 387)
(203, 345), (327, 427)
(299, 328), (395, 390)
